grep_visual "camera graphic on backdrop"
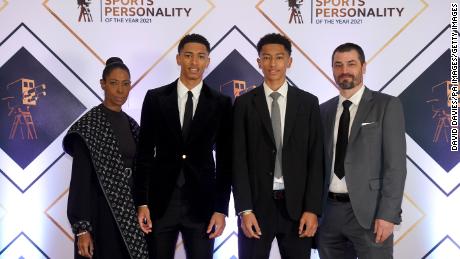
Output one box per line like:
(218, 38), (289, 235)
(2, 78), (47, 140)
(77, 0), (93, 22)
(426, 81), (454, 144)
(287, 0), (304, 24)
(220, 80), (257, 101)
(0, 47), (85, 169)
(206, 49), (262, 101)
(400, 50), (459, 172)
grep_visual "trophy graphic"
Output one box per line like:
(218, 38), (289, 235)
(2, 78), (47, 140)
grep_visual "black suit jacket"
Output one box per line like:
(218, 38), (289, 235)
(134, 80), (232, 222)
(232, 84), (324, 221)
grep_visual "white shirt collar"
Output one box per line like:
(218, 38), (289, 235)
(177, 79), (203, 98)
(263, 80), (288, 99)
(338, 84), (365, 107)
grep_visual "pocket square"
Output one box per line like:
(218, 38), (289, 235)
(361, 122), (375, 126)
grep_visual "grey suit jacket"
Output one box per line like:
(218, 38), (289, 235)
(320, 87), (407, 229)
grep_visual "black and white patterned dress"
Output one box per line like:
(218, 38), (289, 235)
(64, 104), (148, 259)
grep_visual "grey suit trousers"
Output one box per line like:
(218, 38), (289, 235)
(318, 199), (393, 259)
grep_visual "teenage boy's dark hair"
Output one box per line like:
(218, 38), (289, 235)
(178, 34), (211, 53)
(256, 33), (292, 56)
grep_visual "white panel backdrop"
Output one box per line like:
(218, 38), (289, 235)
(0, 0), (458, 258)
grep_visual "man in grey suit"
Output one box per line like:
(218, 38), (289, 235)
(318, 42), (407, 259)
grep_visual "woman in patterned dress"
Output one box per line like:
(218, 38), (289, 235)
(63, 57), (148, 259)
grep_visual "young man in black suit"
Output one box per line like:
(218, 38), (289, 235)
(134, 34), (232, 259)
(232, 33), (324, 259)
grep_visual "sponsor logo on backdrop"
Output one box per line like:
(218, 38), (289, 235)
(293, 0), (407, 25)
(47, 0), (212, 84)
(205, 49), (262, 101)
(75, 0), (192, 24)
(0, 48), (85, 169)
(258, 0), (427, 89)
(287, 0), (304, 24)
(399, 50), (459, 172)
(78, 0), (93, 22)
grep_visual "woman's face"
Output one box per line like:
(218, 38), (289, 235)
(101, 67), (131, 111)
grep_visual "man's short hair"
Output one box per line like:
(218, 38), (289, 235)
(256, 33), (292, 56)
(178, 34), (211, 53)
(332, 43), (366, 65)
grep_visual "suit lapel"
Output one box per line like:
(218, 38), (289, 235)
(348, 87), (374, 144)
(186, 84), (214, 144)
(253, 85), (276, 146)
(158, 80), (182, 144)
(283, 85), (300, 144)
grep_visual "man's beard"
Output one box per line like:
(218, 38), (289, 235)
(337, 74), (357, 89)
(338, 80), (355, 89)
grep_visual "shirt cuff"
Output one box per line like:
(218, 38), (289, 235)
(238, 209), (253, 216)
(214, 212), (227, 217)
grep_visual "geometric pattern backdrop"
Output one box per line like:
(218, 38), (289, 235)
(0, 0), (458, 258)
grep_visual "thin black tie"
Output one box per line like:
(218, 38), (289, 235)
(334, 100), (352, 180)
(178, 91), (193, 187)
(182, 91), (193, 140)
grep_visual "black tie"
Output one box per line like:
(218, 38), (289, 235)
(178, 91), (193, 187)
(334, 100), (352, 179)
(182, 91), (193, 140)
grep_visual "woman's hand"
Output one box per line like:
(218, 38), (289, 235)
(77, 232), (94, 258)
(137, 206), (152, 234)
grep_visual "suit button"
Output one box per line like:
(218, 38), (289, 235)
(272, 149), (276, 154)
(182, 154), (187, 159)
(268, 172), (273, 176)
